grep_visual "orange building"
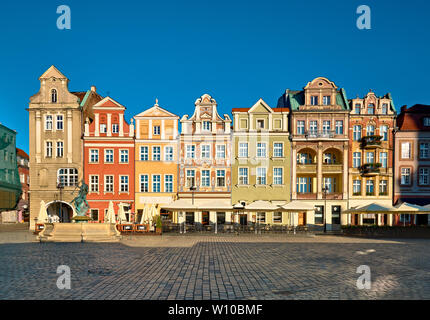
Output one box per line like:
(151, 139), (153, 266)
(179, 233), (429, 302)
(133, 100), (179, 223)
(83, 96), (135, 222)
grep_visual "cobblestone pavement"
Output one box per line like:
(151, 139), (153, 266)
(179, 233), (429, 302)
(1, 229), (430, 300)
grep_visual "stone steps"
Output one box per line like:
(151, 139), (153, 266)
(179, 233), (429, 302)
(38, 223), (121, 242)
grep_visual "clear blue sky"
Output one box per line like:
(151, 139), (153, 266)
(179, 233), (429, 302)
(1, 0), (429, 153)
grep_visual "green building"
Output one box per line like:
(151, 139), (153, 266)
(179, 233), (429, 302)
(231, 99), (291, 226)
(0, 123), (21, 210)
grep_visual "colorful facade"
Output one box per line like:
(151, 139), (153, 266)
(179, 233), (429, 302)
(231, 99), (291, 225)
(348, 91), (396, 226)
(83, 96), (135, 222)
(177, 94), (233, 226)
(133, 101), (179, 223)
(394, 104), (430, 226)
(279, 77), (350, 230)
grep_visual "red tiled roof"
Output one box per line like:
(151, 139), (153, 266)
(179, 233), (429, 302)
(71, 91), (87, 102)
(16, 148), (29, 159)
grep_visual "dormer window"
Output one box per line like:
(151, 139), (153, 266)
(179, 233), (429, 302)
(202, 121), (211, 131)
(153, 126), (161, 135)
(323, 96), (331, 105)
(100, 124), (107, 133)
(257, 119), (265, 129)
(311, 96), (318, 105)
(368, 103), (375, 115)
(381, 104), (388, 115)
(424, 117), (430, 127)
(51, 89), (57, 103)
(354, 104), (361, 114)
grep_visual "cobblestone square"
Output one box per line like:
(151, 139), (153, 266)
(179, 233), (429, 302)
(1, 228), (430, 300)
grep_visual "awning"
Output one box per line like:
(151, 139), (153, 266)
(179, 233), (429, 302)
(281, 201), (315, 211)
(343, 202), (430, 214)
(243, 200), (279, 211)
(394, 202), (430, 214)
(161, 199), (197, 211)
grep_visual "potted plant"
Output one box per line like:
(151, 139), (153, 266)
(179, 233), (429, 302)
(155, 215), (162, 235)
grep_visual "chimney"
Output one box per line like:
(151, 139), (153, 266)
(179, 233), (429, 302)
(401, 105), (407, 113)
(91, 86), (96, 92)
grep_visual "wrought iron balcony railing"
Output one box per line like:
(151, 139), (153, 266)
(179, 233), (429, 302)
(361, 135), (382, 148)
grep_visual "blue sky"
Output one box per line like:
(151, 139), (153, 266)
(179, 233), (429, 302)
(1, 0), (429, 153)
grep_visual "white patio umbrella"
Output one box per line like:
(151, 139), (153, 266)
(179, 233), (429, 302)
(105, 201), (116, 223)
(149, 204), (158, 229)
(140, 205), (149, 224)
(118, 203), (128, 223)
(37, 200), (49, 223)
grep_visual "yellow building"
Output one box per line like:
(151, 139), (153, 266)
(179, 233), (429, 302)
(133, 100), (179, 222)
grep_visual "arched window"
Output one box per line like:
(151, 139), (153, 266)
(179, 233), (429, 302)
(51, 89), (57, 103)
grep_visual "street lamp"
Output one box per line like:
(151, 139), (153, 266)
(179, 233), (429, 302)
(322, 185), (328, 233)
(57, 182), (64, 222)
(190, 185), (196, 231)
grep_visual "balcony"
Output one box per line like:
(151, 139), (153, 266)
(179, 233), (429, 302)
(296, 163), (317, 174)
(322, 164), (343, 173)
(361, 135), (382, 149)
(297, 193), (317, 200)
(304, 130), (336, 139)
(323, 192), (343, 200)
(360, 163), (382, 176)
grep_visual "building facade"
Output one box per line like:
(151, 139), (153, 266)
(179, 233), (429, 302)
(28, 66), (101, 229)
(0, 124), (21, 211)
(348, 91), (396, 225)
(278, 77), (350, 230)
(177, 94), (232, 227)
(394, 104), (430, 226)
(83, 96), (135, 222)
(16, 148), (29, 203)
(134, 100), (179, 223)
(231, 99), (291, 225)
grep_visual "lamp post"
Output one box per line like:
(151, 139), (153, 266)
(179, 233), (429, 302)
(322, 185), (328, 233)
(57, 182), (64, 222)
(190, 185), (196, 230)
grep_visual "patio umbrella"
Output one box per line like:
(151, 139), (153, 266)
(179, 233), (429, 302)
(37, 200), (49, 223)
(149, 204), (157, 228)
(105, 201), (116, 223)
(394, 202), (430, 214)
(140, 205), (149, 224)
(118, 203), (128, 223)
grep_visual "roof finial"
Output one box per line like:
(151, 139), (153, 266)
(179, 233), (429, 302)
(155, 98), (158, 106)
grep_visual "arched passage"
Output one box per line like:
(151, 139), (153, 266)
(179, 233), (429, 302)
(45, 200), (75, 223)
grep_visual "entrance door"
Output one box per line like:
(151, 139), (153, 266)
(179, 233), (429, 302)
(298, 212), (306, 226)
(240, 214), (247, 225)
(417, 214), (428, 226)
(202, 211), (209, 225)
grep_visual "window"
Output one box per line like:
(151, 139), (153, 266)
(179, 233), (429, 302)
(401, 168), (411, 185)
(45, 115), (53, 130)
(57, 168), (78, 187)
(51, 89), (57, 103)
(366, 125), (375, 136)
(257, 119), (265, 129)
(201, 170), (210, 187)
(202, 121), (211, 131)
(314, 206), (324, 224)
(140, 175), (149, 192)
(186, 170), (195, 188)
(366, 180), (374, 195)
(216, 170), (225, 187)
(186, 212), (194, 225)
(323, 177), (335, 193)
(257, 143), (266, 158)
(216, 145), (226, 159)
(273, 143), (283, 157)
(332, 206), (341, 224)
(424, 118), (430, 127)
(353, 152), (361, 168)
(323, 96), (331, 105)
(56, 141), (63, 158)
(90, 175), (99, 192)
(323, 153), (335, 164)
(353, 125), (362, 141)
(105, 149), (114, 163)
(311, 96), (318, 105)
(380, 125), (388, 141)
(120, 176), (129, 192)
(381, 103), (388, 115)
(91, 209), (99, 221)
(297, 177), (312, 193)
(420, 143), (430, 159)
(419, 168), (429, 185)
(200, 145), (210, 159)
(366, 152), (374, 164)
(165, 146), (174, 161)
(367, 103), (374, 114)
(273, 212), (282, 223)
(380, 152), (387, 168)
(165, 175), (173, 192)
(297, 152), (312, 164)
(353, 180), (361, 195)
(153, 126), (160, 135)
(256, 212), (266, 223)
(152, 146), (161, 161)
(120, 150), (129, 163)
(257, 167), (267, 185)
(273, 168), (283, 185)
(105, 175), (114, 192)
(297, 121), (305, 134)
(100, 124), (107, 133)
(152, 175), (161, 192)
(401, 142), (411, 159)
(46, 141), (53, 157)
(56, 115), (63, 130)
(238, 168), (248, 185)
(354, 104), (361, 114)
(186, 145), (195, 159)
(379, 180), (388, 195)
(335, 121), (343, 135)
(140, 146), (148, 161)
(112, 124), (119, 133)
(310, 121), (318, 134)
(238, 143), (248, 158)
